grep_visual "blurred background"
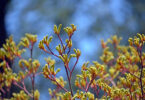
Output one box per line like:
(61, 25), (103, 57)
(0, 0), (145, 99)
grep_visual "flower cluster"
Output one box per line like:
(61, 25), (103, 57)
(0, 34), (40, 100)
(0, 24), (144, 100)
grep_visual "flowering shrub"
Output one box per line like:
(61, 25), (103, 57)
(0, 24), (144, 100)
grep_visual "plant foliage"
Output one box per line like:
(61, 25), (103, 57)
(0, 24), (145, 100)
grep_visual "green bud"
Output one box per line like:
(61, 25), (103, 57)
(34, 90), (40, 100)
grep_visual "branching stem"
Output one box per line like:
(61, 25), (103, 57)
(30, 42), (35, 100)
(57, 34), (65, 53)
(13, 81), (33, 98)
(64, 65), (73, 97)
(70, 57), (79, 79)
(137, 44), (144, 100)
(85, 76), (95, 92)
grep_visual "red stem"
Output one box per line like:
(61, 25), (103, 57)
(49, 72), (68, 92)
(64, 35), (72, 51)
(45, 45), (59, 58)
(54, 78), (68, 92)
(129, 85), (133, 100)
(0, 88), (5, 94)
(137, 44), (144, 99)
(30, 42), (35, 100)
(57, 34), (65, 53)
(13, 81), (33, 97)
(85, 75), (95, 92)
(64, 65), (73, 96)
(70, 57), (79, 79)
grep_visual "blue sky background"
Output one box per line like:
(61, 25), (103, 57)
(6, 0), (129, 61)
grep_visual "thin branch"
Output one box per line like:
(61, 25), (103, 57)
(0, 87), (5, 94)
(57, 34), (65, 53)
(30, 42), (35, 100)
(85, 76), (95, 92)
(67, 47), (71, 55)
(70, 57), (79, 79)
(105, 77), (116, 87)
(129, 84), (133, 100)
(66, 63), (71, 73)
(137, 44), (144, 99)
(13, 81), (33, 98)
(45, 46), (59, 58)
(64, 35), (72, 51)
(48, 73), (68, 92)
(129, 72), (140, 79)
(54, 78), (68, 92)
(64, 65), (73, 96)
(35, 72), (42, 77)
